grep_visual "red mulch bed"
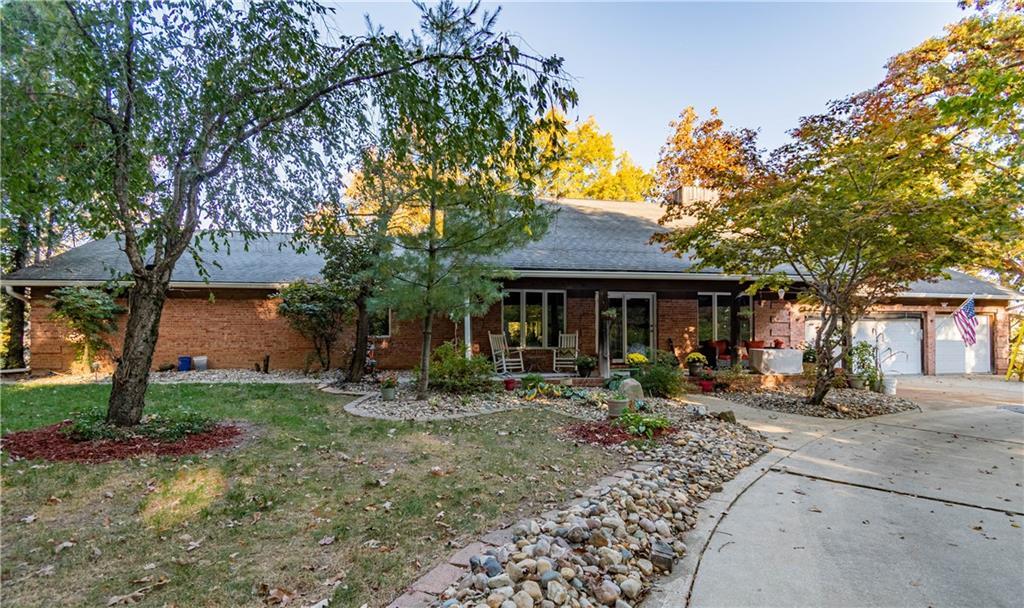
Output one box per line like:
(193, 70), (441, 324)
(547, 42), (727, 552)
(1, 422), (243, 463)
(562, 420), (676, 446)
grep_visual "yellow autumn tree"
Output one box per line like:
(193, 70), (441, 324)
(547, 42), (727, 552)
(535, 111), (652, 201)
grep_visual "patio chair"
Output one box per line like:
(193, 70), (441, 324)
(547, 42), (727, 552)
(553, 332), (579, 373)
(489, 332), (525, 374)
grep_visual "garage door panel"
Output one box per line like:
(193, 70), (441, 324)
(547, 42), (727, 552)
(852, 318), (922, 376)
(936, 314), (990, 374)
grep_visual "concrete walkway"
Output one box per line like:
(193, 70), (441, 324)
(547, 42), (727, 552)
(648, 384), (1024, 608)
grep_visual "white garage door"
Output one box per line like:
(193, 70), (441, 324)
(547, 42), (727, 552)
(802, 317), (923, 375)
(853, 318), (923, 376)
(936, 314), (991, 374)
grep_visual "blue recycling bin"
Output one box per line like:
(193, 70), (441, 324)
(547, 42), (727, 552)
(177, 356), (192, 372)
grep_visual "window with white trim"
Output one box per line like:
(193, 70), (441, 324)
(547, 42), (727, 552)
(698, 293), (752, 343)
(502, 290), (566, 347)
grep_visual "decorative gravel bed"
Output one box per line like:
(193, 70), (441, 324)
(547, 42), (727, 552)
(724, 387), (920, 419)
(435, 415), (769, 607)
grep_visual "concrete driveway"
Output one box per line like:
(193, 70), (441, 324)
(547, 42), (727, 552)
(648, 379), (1024, 608)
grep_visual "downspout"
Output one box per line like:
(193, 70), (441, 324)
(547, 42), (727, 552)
(4, 285), (28, 304)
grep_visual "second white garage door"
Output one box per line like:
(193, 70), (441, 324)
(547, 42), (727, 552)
(803, 317), (924, 375)
(935, 314), (991, 374)
(852, 318), (923, 376)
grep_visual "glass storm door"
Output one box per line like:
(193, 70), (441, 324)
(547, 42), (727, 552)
(608, 293), (655, 362)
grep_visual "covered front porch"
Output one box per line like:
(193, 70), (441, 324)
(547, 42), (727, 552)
(461, 276), (805, 375)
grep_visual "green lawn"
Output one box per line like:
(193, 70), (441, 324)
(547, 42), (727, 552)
(1, 382), (617, 607)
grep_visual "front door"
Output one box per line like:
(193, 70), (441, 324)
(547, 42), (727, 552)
(608, 292), (655, 362)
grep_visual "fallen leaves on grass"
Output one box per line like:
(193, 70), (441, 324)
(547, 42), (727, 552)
(106, 575), (169, 605)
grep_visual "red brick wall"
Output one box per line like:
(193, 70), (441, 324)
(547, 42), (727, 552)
(27, 286), (1011, 376)
(657, 296), (699, 361)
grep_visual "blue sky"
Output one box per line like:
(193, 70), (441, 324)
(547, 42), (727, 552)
(329, 2), (966, 168)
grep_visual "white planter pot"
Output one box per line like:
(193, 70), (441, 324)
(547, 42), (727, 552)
(882, 377), (898, 396)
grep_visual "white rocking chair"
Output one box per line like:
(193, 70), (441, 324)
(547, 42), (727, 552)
(553, 332), (579, 373)
(489, 332), (525, 374)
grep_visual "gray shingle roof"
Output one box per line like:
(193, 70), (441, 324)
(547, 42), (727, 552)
(3, 199), (1017, 300)
(4, 232), (323, 286)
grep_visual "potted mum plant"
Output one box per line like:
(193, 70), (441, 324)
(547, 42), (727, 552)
(697, 368), (716, 393)
(607, 389), (630, 418)
(575, 354), (597, 378)
(380, 373), (398, 401)
(685, 352), (708, 377)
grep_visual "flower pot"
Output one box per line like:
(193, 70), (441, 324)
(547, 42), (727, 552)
(881, 377), (898, 396)
(577, 366), (594, 378)
(607, 399), (629, 419)
(698, 380), (715, 393)
(688, 362), (703, 377)
(849, 377), (864, 390)
(381, 386), (397, 401)
(503, 377), (519, 391)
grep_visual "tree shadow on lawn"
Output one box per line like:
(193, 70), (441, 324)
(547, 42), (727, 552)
(0, 382), (619, 607)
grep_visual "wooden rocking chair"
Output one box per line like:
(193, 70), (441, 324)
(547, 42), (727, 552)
(553, 332), (579, 373)
(489, 332), (525, 374)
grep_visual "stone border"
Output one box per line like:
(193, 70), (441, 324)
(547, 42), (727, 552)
(387, 461), (661, 608)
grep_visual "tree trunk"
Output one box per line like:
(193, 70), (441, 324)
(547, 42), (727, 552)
(416, 312), (433, 399)
(2, 215), (31, 369)
(107, 274), (169, 426)
(348, 296), (370, 382)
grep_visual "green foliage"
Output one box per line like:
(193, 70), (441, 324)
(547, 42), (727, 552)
(626, 352), (649, 366)
(634, 360), (686, 398)
(425, 342), (494, 394)
(803, 347), (817, 363)
(615, 411), (671, 439)
(519, 382), (589, 401)
(47, 287), (125, 365)
(62, 406), (214, 442)
(275, 281), (351, 371)
(521, 373), (545, 390)
(603, 373), (629, 391)
(849, 342), (881, 387)
(575, 355), (597, 368)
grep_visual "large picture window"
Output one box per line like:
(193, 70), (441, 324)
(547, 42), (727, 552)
(502, 290), (567, 348)
(698, 293), (752, 343)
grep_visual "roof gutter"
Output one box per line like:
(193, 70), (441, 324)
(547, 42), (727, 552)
(0, 279), (289, 290)
(510, 269), (784, 281)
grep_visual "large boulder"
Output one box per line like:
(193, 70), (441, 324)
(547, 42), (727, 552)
(619, 378), (644, 403)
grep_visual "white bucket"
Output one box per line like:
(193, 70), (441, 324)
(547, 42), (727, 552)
(193, 356), (209, 371)
(882, 377), (898, 396)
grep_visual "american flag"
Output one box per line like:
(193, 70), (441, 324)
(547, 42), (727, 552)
(952, 298), (979, 346)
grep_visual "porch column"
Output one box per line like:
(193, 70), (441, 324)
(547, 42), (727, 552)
(598, 289), (610, 378)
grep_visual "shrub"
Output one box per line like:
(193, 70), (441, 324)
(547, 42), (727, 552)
(615, 411), (671, 439)
(275, 280), (351, 371)
(635, 362), (686, 398)
(802, 346), (817, 363)
(427, 341), (494, 394)
(849, 342), (880, 386)
(575, 355), (597, 368)
(48, 287), (125, 365)
(521, 373), (545, 390)
(62, 406), (215, 442)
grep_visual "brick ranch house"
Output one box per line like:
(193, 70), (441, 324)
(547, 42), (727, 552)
(4, 198), (1017, 376)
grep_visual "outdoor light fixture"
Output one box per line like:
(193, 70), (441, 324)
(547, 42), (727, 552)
(777, 288), (786, 300)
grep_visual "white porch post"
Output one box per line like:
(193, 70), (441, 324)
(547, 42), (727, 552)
(464, 304), (472, 360)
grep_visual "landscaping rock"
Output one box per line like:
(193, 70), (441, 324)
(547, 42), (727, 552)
(619, 378), (644, 402)
(724, 387), (919, 419)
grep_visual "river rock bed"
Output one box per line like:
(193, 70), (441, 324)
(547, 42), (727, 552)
(724, 387), (920, 419)
(434, 416), (769, 607)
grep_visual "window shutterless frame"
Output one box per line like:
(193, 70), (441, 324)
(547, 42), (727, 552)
(499, 290), (567, 348)
(698, 293), (752, 342)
